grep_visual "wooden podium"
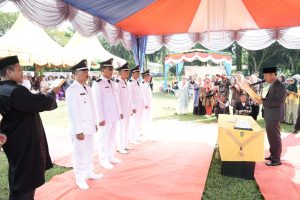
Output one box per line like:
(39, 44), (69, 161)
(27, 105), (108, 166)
(218, 114), (264, 179)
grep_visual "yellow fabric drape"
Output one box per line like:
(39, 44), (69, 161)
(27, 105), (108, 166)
(218, 114), (264, 162)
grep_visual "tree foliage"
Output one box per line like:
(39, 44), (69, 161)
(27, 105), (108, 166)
(98, 35), (136, 67)
(45, 27), (74, 47)
(0, 11), (18, 36)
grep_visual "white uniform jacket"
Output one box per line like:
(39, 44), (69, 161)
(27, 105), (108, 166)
(127, 78), (145, 111)
(141, 81), (153, 108)
(116, 79), (134, 118)
(92, 75), (122, 124)
(66, 80), (97, 135)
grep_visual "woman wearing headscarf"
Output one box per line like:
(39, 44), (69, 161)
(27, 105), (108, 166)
(192, 76), (200, 115)
(230, 73), (244, 114)
(203, 76), (214, 116)
(285, 78), (299, 124)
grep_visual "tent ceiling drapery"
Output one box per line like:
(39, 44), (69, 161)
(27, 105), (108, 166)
(1, 0), (300, 52)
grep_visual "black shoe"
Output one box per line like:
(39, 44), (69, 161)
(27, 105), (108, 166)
(266, 161), (282, 166)
(292, 130), (298, 134)
(264, 156), (272, 161)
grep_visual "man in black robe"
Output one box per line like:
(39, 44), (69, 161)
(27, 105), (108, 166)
(0, 56), (60, 200)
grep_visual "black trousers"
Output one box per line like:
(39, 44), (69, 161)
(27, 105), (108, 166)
(251, 105), (260, 120)
(9, 190), (35, 200)
(294, 112), (300, 131)
(265, 120), (282, 162)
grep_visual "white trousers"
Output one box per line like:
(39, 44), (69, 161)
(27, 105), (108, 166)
(118, 116), (131, 151)
(71, 134), (94, 180)
(142, 107), (152, 136)
(131, 109), (143, 141)
(99, 123), (117, 163)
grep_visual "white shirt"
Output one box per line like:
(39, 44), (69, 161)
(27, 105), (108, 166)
(128, 78), (145, 111)
(141, 81), (152, 108)
(66, 80), (97, 135)
(116, 78), (134, 117)
(92, 75), (121, 124)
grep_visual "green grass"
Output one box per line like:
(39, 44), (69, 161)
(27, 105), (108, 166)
(0, 152), (9, 200)
(202, 150), (263, 200)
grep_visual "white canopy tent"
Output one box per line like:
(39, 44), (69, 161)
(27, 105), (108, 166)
(0, 14), (126, 68)
(0, 14), (64, 66)
(63, 32), (126, 68)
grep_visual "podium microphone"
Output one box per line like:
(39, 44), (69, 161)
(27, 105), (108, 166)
(249, 80), (265, 86)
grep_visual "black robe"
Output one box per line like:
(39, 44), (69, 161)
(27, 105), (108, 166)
(0, 80), (57, 195)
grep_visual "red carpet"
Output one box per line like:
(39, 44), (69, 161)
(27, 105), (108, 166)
(255, 133), (300, 200)
(44, 125), (74, 168)
(37, 121), (217, 200)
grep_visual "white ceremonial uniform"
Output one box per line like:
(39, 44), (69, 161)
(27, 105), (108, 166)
(66, 80), (97, 181)
(92, 75), (122, 166)
(128, 78), (145, 142)
(116, 78), (134, 152)
(141, 80), (153, 135)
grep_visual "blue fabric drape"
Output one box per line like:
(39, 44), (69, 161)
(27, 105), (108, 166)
(164, 63), (170, 91)
(224, 61), (232, 76)
(176, 62), (184, 81)
(62, 0), (155, 24)
(131, 35), (148, 72)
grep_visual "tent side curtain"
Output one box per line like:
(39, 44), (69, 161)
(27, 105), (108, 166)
(163, 63), (170, 91)
(131, 35), (148, 72)
(1, 0), (300, 52)
(146, 29), (300, 52)
(176, 62), (184, 81)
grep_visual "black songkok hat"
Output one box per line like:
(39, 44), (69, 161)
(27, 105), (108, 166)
(0, 56), (19, 70)
(262, 66), (277, 74)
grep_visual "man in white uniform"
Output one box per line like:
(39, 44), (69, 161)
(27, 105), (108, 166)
(128, 65), (145, 144)
(66, 59), (102, 190)
(115, 63), (134, 154)
(92, 58), (123, 169)
(141, 70), (153, 136)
